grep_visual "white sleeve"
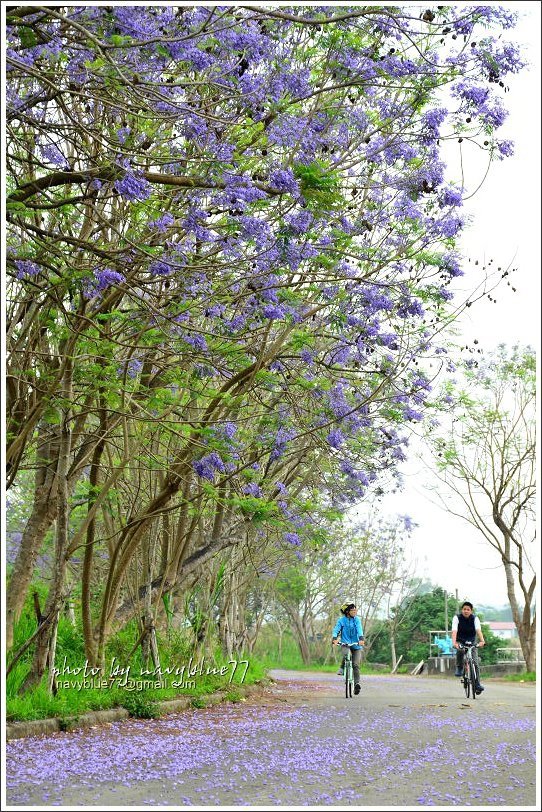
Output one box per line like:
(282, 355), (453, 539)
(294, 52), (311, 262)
(474, 616), (481, 631)
(451, 615), (459, 631)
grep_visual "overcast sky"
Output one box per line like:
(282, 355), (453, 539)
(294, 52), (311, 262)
(354, 2), (540, 611)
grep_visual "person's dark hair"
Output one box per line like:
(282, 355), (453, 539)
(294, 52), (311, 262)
(341, 602), (356, 615)
(461, 601), (474, 609)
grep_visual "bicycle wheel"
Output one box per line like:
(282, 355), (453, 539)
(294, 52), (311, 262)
(463, 662), (471, 699)
(345, 661), (352, 698)
(471, 661), (479, 700)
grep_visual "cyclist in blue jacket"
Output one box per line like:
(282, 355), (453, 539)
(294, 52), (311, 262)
(332, 602), (364, 695)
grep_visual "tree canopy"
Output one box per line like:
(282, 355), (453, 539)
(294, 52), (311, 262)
(5, 5), (526, 684)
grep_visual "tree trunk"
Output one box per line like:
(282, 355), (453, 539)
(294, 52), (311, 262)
(6, 421), (61, 650)
(390, 629), (397, 671)
(289, 611), (311, 666)
(502, 554), (536, 671)
(20, 359), (73, 693)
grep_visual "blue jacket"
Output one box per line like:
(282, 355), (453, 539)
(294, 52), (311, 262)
(332, 614), (364, 649)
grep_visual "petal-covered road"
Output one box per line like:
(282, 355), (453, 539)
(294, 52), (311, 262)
(5, 672), (537, 808)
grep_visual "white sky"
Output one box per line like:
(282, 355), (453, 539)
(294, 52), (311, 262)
(374, 2), (541, 609)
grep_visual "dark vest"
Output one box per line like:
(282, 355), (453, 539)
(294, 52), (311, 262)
(456, 613), (476, 642)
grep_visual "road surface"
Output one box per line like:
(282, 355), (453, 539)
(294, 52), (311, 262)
(5, 671), (537, 808)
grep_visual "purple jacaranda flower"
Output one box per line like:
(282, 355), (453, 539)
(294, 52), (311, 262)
(114, 171), (152, 201)
(438, 215), (464, 238)
(262, 304), (286, 320)
(480, 99), (508, 128)
(126, 358), (143, 378)
(270, 426), (296, 460)
(193, 451), (225, 480)
(496, 139), (514, 158)
(269, 168), (300, 195)
(243, 482), (263, 498)
(14, 260), (40, 279)
(284, 532), (301, 546)
(83, 268), (125, 298)
(116, 126), (131, 143)
(439, 186), (463, 207)
(440, 252), (463, 278)
(286, 209), (313, 235)
(267, 115), (308, 147)
(404, 406), (423, 421)
(183, 334), (208, 352)
(327, 428), (345, 449)
(438, 287), (454, 302)
(40, 143), (69, 169)
(148, 212), (175, 232)
(219, 422), (237, 440)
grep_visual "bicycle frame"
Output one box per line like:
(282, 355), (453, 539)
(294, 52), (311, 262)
(341, 644), (354, 699)
(459, 642), (479, 700)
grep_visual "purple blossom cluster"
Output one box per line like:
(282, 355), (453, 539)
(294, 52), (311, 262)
(83, 268), (126, 298)
(40, 143), (69, 169)
(114, 171), (152, 201)
(14, 260), (41, 279)
(192, 452), (225, 481)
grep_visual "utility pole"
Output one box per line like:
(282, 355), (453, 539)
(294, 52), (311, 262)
(444, 592), (448, 634)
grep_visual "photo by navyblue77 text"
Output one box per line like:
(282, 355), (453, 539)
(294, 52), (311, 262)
(51, 656), (250, 692)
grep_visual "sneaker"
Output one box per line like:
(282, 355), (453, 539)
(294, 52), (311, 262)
(354, 684), (361, 695)
(475, 684), (484, 694)
(454, 668), (463, 677)
(337, 668), (344, 676)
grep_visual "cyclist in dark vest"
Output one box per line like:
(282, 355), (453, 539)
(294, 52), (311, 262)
(451, 601), (486, 693)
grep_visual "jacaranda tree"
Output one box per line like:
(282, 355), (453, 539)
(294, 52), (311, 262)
(5, 5), (525, 685)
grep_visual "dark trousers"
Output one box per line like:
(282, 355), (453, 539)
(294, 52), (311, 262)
(341, 646), (362, 684)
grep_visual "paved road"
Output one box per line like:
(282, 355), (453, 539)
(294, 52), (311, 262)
(5, 671), (537, 808)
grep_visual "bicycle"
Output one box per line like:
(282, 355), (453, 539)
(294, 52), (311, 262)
(335, 642), (355, 698)
(458, 642), (480, 699)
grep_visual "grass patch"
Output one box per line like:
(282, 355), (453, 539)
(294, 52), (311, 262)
(7, 607), (267, 723)
(503, 671), (536, 682)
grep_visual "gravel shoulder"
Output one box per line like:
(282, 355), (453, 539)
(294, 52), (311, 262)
(5, 671), (537, 808)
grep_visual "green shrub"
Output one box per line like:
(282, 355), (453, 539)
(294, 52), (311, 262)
(121, 692), (160, 719)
